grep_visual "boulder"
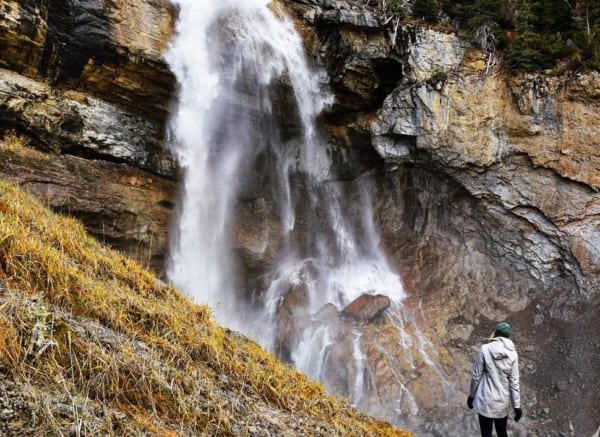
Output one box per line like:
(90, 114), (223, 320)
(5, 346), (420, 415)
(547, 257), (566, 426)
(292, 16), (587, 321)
(342, 294), (390, 322)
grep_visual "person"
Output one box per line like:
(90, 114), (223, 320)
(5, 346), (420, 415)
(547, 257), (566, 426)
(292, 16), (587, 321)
(467, 322), (522, 437)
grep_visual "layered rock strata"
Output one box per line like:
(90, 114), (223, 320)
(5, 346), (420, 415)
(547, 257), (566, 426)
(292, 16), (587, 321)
(0, 0), (176, 270)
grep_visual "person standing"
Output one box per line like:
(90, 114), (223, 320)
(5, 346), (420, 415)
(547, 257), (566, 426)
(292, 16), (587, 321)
(468, 322), (523, 437)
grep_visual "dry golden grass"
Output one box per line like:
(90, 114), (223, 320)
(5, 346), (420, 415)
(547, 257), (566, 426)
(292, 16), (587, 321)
(0, 129), (49, 160)
(0, 179), (412, 436)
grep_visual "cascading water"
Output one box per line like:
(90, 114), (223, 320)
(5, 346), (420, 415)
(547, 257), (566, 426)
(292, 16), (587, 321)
(166, 0), (334, 322)
(165, 0), (452, 429)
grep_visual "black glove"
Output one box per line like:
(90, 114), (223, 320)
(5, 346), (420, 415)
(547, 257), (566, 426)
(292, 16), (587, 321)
(467, 396), (474, 409)
(514, 408), (523, 422)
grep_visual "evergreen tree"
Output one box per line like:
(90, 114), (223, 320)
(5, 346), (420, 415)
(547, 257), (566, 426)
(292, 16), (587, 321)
(441, 0), (510, 49)
(507, 0), (575, 71)
(437, 0), (600, 71)
(412, 0), (439, 23)
(506, 0), (545, 71)
(574, 0), (600, 68)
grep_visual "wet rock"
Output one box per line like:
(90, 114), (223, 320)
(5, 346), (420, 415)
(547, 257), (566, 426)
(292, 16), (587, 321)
(233, 197), (283, 284)
(275, 283), (311, 362)
(314, 303), (345, 341)
(342, 294), (390, 322)
(285, 3), (600, 434)
(321, 337), (354, 397)
(315, 303), (340, 322)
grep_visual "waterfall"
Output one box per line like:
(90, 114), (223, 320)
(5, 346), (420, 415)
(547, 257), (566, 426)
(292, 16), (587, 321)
(165, 0), (335, 317)
(165, 0), (451, 427)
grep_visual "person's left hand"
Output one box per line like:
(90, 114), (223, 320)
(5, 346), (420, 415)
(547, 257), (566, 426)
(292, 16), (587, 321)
(514, 408), (523, 422)
(467, 396), (474, 409)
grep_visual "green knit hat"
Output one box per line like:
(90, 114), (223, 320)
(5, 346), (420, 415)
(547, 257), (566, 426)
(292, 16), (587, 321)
(495, 322), (511, 338)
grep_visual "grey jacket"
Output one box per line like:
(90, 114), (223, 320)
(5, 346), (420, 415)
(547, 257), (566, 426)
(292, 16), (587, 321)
(469, 337), (521, 419)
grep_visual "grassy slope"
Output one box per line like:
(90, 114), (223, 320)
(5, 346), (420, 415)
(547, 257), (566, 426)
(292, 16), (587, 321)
(0, 179), (412, 436)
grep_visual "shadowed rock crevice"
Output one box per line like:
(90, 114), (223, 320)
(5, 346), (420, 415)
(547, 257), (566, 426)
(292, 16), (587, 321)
(314, 23), (406, 111)
(39, 0), (117, 82)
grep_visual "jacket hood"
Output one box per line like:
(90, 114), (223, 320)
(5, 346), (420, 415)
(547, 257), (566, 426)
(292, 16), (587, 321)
(487, 336), (515, 354)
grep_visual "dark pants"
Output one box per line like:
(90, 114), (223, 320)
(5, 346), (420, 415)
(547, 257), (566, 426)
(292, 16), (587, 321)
(478, 414), (508, 437)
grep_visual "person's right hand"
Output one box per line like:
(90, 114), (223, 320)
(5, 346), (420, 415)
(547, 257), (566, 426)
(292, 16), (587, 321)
(514, 408), (523, 422)
(467, 396), (474, 409)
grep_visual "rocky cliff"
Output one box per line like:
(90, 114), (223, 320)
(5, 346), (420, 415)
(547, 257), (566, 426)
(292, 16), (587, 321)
(0, 0), (176, 272)
(284, 1), (600, 435)
(1, 0), (599, 436)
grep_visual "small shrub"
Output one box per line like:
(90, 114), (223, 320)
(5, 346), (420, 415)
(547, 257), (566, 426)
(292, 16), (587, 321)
(387, 0), (406, 19)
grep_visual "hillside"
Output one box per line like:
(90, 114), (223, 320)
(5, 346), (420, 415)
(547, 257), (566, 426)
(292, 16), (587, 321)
(0, 179), (411, 437)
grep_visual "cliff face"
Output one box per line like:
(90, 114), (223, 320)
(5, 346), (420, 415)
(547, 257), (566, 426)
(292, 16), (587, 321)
(285, 1), (600, 434)
(373, 48), (600, 437)
(1, 0), (600, 436)
(0, 0), (177, 271)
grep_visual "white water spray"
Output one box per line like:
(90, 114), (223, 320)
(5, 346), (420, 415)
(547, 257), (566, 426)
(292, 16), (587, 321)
(166, 0), (329, 318)
(165, 0), (451, 426)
